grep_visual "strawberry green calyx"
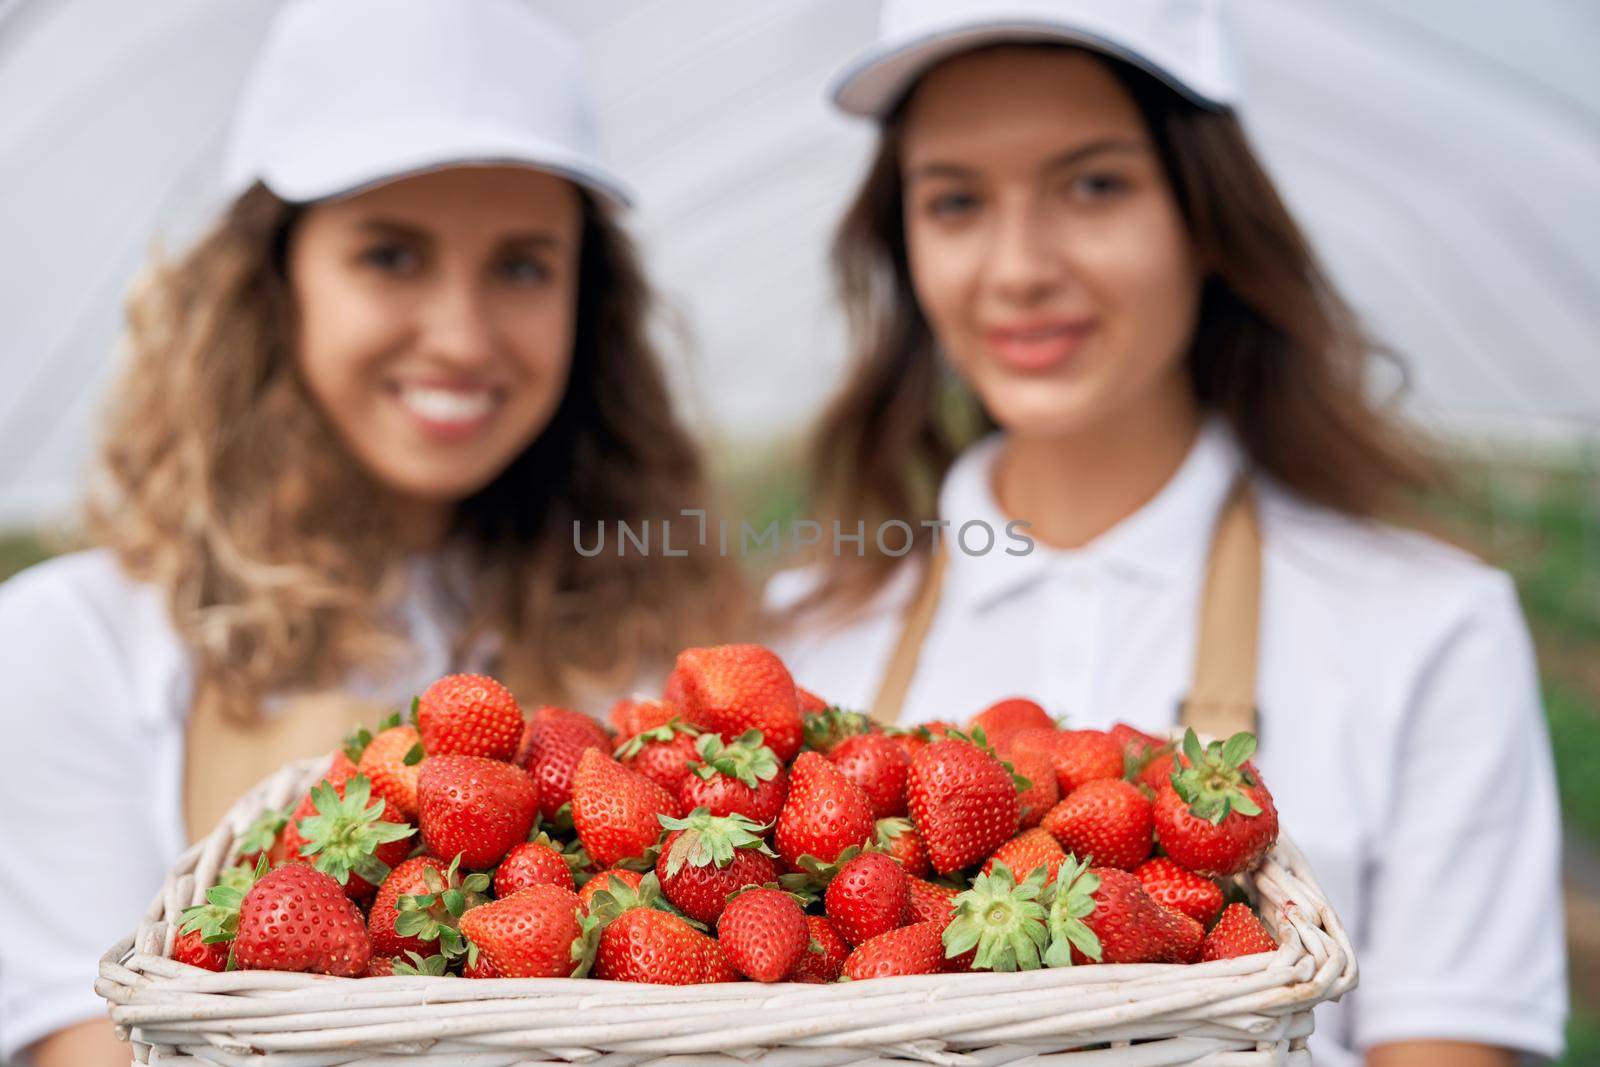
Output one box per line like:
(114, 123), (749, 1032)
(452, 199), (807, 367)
(689, 730), (780, 787)
(1043, 855), (1103, 967)
(776, 844), (865, 896)
(657, 809), (775, 875)
(874, 817), (914, 849)
(1172, 729), (1263, 826)
(614, 718), (701, 760)
(296, 775), (416, 886)
(177, 856), (268, 949)
(395, 854), (491, 958)
(943, 727), (1033, 794)
(236, 808), (288, 858)
(802, 706), (873, 753)
(392, 951), (451, 976)
(944, 861), (1050, 972)
(585, 870), (671, 926)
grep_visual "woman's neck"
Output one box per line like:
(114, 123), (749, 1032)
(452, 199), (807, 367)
(388, 494), (455, 553)
(993, 393), (1203, 551)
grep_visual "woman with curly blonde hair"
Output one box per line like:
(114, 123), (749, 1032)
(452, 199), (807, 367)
(0, 3), (743, 1064)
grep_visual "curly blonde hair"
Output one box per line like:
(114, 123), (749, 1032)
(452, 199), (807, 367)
(90, 184), (747, 719)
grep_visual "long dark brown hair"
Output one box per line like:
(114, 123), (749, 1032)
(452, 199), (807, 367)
(802, 46), (1441, 615)
(92, 183), (747, 719)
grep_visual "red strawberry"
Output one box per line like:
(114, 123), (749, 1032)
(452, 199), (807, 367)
(791, 914), (850, 983)
(459, 884), (596, 978)
(982, 827), (1067, 885)
(968, 698), (1054, 749)
(1043, 858), (1201, 966)
(824, 851), (907, 947)
(1136, 749), (1178, 794)
(904, 877), (960, 925)
(1110, 723), (1175, 793)
(774, 752), (875, 870)
(462, 953), (501, 979)
(289, 775), (416, 902)
(698, 932), (740, 983)
(416, 674), (525, 761)
(325, 749), (361, 787)
(875, 817), (931, 878)
(718, 887), (809, 982)
(886, 721), (957, 760)
(1153, 730), (1278, 877)
(906, 737), (1021, 875)
(795, 686), (830, 715)
(495, 837), (579, 896)
(1007, 749), (1060, 830)
(365, 956), (397, 977)
(679, 731), (787, 824)
(578, 868), (643, 913)
(521, 715), (611, 821)
(1201, 903), (1278, 961)
(1110, 722), (1166, 760)
(370, 854), (489, 960)
(571, 749), (681, 868)
(800, 704), (874, 754)
(1012, 728), (1125, 795)
(669, 644), (804, 763)
(1133, 857), (1224, 927)
(827, 733), (911, 819)
(233, 865), (371, 976)
(842, 921), (945, 979)
(943, 861), (1051, 971)
(416, 755), (539, 869)
(1042, 778), (1153, 871)
(172, 928), (229, 971)
(592, 906), (707, 985)
(616, 719), (703, 795)
(356, 724), (424, 821)
(610, 696), (683, 741)
(655, 810), (780, 925)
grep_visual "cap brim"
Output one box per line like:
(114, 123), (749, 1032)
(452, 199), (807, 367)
(252, 118), (634, 210)
(829, 21), (1231, 119)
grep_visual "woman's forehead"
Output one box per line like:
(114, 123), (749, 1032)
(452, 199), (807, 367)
(900, 47), (1148, 169)
(315, 165), (582, 234)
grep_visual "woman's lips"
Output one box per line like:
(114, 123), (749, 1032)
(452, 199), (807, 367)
(984, 319), (1097, 373)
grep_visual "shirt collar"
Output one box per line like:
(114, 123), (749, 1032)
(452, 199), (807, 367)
(937, 417), (1243, 610)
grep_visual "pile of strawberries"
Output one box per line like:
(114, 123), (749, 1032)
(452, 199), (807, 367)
(176, 644), (1282, 984)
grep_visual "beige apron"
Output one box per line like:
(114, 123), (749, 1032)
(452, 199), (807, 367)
(183, 682), (393, 843)
(868, 480), (1261, 739)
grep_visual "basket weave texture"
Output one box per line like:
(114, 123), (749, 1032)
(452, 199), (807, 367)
(97, 755), (1357, 1066)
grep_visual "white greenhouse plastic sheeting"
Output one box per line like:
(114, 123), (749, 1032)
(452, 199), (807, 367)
(1, 0), (1597, 526)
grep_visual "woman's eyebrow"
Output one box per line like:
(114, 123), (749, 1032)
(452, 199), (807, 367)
(906, 136), (1151, 185)
(357, 218), (434, 243)
(1042, 137), (1151, 171)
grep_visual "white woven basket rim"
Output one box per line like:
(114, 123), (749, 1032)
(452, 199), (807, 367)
(97, 755), (1358, 1065)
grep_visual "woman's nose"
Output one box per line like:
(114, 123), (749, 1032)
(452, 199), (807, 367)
(984, 196), (1069, 304)
(419, 271), (498, 365)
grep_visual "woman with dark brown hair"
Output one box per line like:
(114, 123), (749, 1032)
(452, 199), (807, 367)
(770, 3), (1564, 1063)
(0, 2), (743, 1064)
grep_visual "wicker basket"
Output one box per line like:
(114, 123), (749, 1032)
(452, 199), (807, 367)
(97, 755), (1357, 1066)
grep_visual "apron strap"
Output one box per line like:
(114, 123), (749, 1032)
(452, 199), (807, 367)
(868, 546), (947, 726)
(868, 478), (1262, 738)
(1177, 480), (1261, 740)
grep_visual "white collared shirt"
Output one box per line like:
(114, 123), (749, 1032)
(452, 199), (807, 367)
(769, 423), (1567, 1064)
(0, 549), (497, 1064)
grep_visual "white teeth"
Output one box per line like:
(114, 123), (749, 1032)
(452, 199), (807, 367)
(397, 386), (494, 424)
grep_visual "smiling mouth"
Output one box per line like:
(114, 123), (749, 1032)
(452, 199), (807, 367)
(396, 384), (496, 423)
(984, 320), (1097, 372)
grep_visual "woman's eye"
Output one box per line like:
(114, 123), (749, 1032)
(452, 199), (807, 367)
(926, 190), (981, 219)
(1067, 172), (1130, 201)
(359, 244), (419, 273)
(498, 255), (550, 283)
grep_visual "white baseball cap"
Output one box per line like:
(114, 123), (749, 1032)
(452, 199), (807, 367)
(222, 0), (631, 208)
(831, 0), (1239, 119)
